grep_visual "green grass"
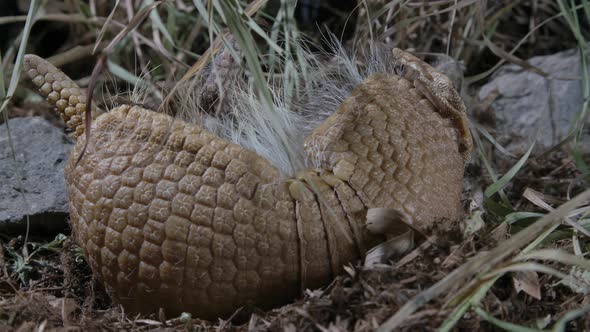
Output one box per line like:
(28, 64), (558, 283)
(3, 233), (67, 287)
(1, 0), (589, 330)
(1, 0), (40, 262)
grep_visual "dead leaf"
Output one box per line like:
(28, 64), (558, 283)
(556, 267), (590, 294)
(283, 323), (297, 332)
(365, 231), (415, 267)
(512, 271), (541, 300)
(463, 210), (485, 238)
(48, 297), (77, 325)
(483, 36), (550, 78)
(491, 221), (510, 243)
(535, 315), (552, 329)
(135, 319), (162, 326)
(524, 188), (590, 237)
(343, 264), (356, 278)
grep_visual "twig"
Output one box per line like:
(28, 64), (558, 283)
(377, 189), (590, 332)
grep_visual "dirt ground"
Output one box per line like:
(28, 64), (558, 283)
(1, 1), (590, 331)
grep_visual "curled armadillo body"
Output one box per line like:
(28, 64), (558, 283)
(24, 50), (470, 320)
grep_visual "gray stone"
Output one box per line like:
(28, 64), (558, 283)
(478, 48), (590, 156)
(0, 117), (73, 233)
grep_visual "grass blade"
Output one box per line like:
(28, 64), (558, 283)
(377, 189), (590, 332)
(0, 0), (40, 115)
(484, 142), (535, 199)
(474, 307), (543, 332)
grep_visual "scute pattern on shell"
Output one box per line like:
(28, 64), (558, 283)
(306, 74), (464, 228)
(66, 105), (304, 318)
(24, 55), (96, 137)
(24, 53), (470, 320)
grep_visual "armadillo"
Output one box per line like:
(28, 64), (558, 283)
(23, 48), (471, 320)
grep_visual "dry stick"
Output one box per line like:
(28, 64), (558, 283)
(377, 189), (590, 332)
(75, 55), (105, 167)
(524, 188), (590, 237)
(46, 43), (107, 68)
(0, 13), (177, 65)
(75, 1), (166, 165)
(0, 14), (87, 25)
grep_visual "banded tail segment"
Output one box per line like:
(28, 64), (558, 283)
(24, 54), (96, 137)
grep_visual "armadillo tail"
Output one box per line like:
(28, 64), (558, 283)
(23, 54), (95, 138)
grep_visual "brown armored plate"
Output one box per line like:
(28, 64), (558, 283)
(23, 51), (470, 320)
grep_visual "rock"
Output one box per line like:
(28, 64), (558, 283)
(433, 54), (465, 94)
(0, 116), (73, 233)
(477, 48), (590, 156)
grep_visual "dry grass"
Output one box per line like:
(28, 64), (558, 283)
(1, 0), (589, 331)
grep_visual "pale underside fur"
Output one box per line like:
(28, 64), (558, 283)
(146, 41), (424, 177)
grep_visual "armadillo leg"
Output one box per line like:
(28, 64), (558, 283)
(304, 73), (467, 232)
(391, 48), (473, 158)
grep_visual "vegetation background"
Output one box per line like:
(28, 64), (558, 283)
(0, 0), (589, 331)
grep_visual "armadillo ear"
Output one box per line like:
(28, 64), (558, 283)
(23, 54), (96, 137)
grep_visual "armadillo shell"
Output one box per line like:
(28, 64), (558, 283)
(64, 74), (465, 319)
